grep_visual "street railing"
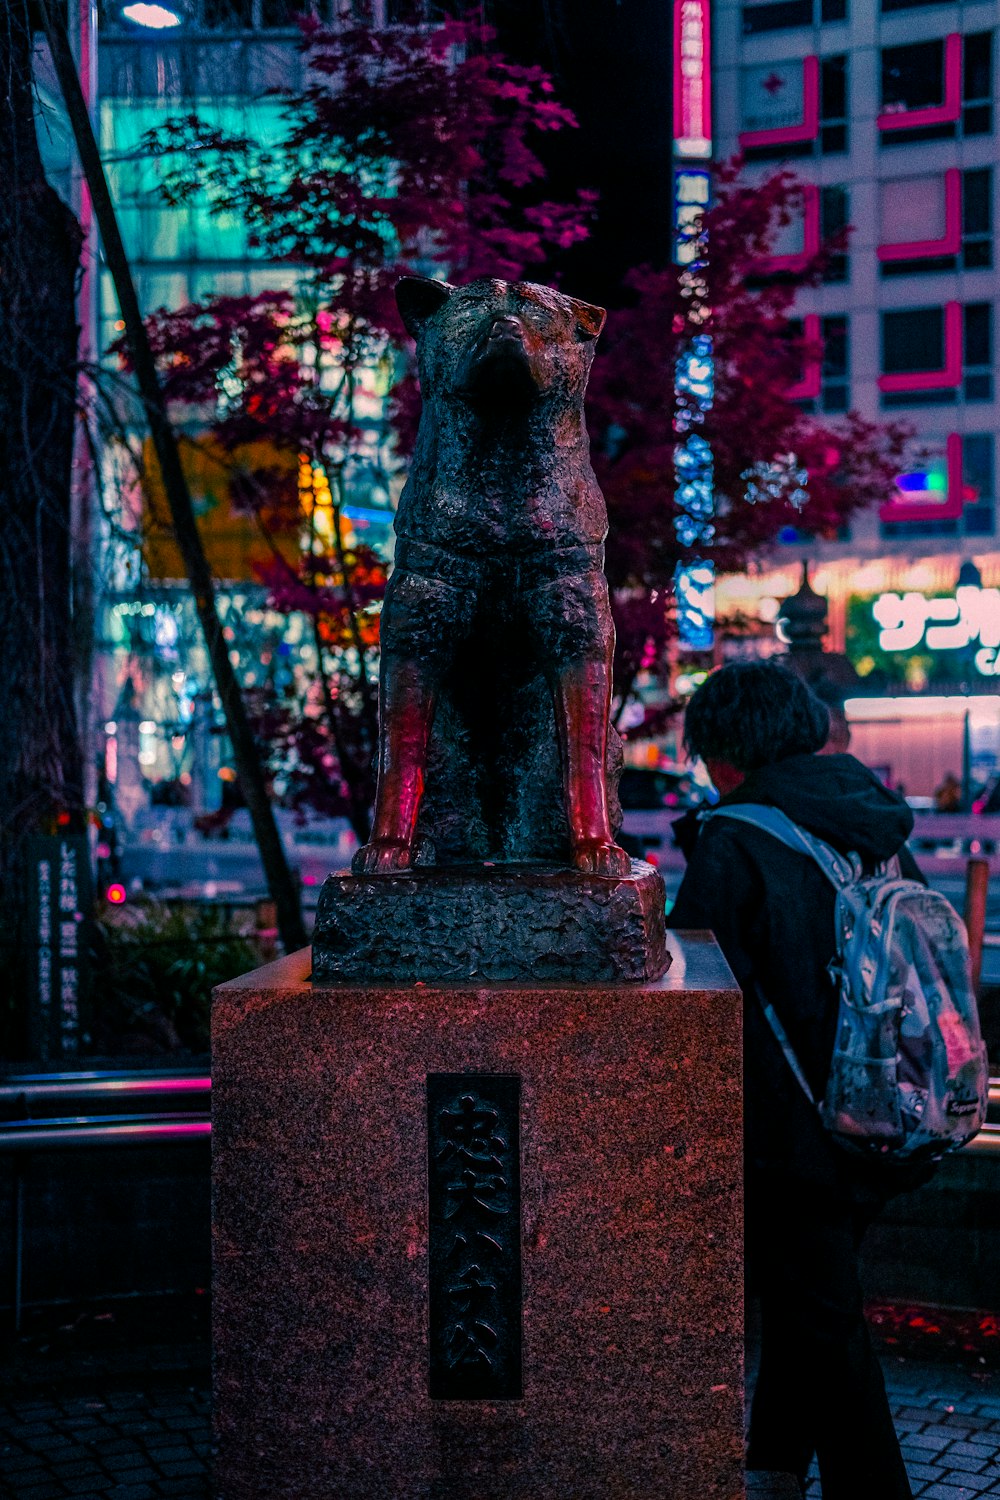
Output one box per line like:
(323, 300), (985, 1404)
(0, 1068), (211, 1331)
(1, 1066), (998, 1330)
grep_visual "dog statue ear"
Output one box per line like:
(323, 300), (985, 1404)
(396, 277), (455, 338)
(569, 298), (607, 342)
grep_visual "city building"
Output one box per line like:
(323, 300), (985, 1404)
(710, 0), (1000, 792)
(38, 3), (399, 820)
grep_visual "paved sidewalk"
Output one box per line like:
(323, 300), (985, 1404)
(0, 1380), (210, 1500)
(2, 1346), (1000, 1498)
(806, 1359), (1000, 1499)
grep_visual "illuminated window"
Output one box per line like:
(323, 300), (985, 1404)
(821, 315), (849, 412)
(740, 52), (847, 162)
(964, 33), (994, 136)
(883, 39), (947, 112)
(783, 314), (848, 413)
(880, 304), (992, 408)
(964, 304), (993, 401)
(820, 55), (848, 153)
(964, 436), (995, 537)
(883, 307), (944, 377)
(963, 170), (993, 268)
(882, 435), (994, 539)
(879, 169), (992, 276)
(879, 33), (992, 146)
(200, 0), (255, 26)
(820, 185), (849, 282)
(742, 0), (812, 34)
(740, 0), (846, 32)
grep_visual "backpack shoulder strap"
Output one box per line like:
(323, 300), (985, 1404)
(705, 803), (833, 1114)
(752, 981), (819, 1109)
(707, 803), (855, 889)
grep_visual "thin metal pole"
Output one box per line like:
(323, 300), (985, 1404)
(13, 1168), (24, 1336)
(965, 855), (990, 997)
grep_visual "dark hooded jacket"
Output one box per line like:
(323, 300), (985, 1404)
(667, 753), (925, 1202)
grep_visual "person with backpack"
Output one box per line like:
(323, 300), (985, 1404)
(667, 660), (987, 1500)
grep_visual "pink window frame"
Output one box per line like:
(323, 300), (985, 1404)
(786, 313), (823, 401)
(877, 168), (962, 262)
(739, 56), (820, 150)
(879, 432), (965, 522)
(878, 300), (962, 393)
(758, 184), (821, 273)
(877, 33), (962, 133)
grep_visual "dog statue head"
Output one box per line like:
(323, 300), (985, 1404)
(397, 276), (606, 412)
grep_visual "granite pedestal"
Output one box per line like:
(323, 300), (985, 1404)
(212, 931), (744, 1500)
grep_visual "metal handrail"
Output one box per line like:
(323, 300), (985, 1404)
(0, 1113), (211, 1152)
(0, 1068), (211, 1107)
(1, 1067), (998, 1335)
(967, 1123), (1000, 1155)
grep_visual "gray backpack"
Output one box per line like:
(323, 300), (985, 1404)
(711, 803), (988, 1164)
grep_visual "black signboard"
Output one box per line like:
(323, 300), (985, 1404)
(427, 1073), (522, 1401)
(27, 835), (90, 1058)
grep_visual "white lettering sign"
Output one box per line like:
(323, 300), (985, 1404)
(872, 587), (1000, 662)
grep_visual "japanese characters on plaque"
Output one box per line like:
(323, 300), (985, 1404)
(426, 1074), (522, 1400)
(28, 835), (89, 1057)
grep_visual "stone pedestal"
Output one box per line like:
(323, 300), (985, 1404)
(212, 932), (744, 1500)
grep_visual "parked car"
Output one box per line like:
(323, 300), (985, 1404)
(618, 767), (702, 811)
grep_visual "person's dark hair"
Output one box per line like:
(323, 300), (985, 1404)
(683, 661), (830, 773)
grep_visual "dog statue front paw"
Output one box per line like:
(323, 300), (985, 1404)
(352, 838), (415, 874)
(572, 839), (632, 878)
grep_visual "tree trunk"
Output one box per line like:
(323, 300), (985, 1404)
(0, 1), (85, 1040)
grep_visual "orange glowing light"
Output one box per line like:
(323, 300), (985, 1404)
(107, 884), (127, 905)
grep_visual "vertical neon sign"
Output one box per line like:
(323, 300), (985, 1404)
(673, 0), (714, 650)
(674, 0), (712, 159)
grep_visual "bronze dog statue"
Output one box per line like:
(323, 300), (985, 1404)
(353, 276), (630, 878)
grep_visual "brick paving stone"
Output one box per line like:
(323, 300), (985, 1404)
(907, 1461), (950, 1482)
(1, 1450), (49, 1470)
(144, 1443), (194, 1463)
(62, 1474), (111, 1495)
(0, 1350), (997, 1500)
(921, 1486), (997, 1500)
(909, 1430), (961, 1451)
(104, 1451), (160, 1471)
(156, 1458), (207, 1479)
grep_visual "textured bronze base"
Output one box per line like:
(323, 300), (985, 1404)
(312, 859), (669, 984)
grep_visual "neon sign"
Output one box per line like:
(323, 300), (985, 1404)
(879, 433), (977, 523)
(674, 0), (712, 159)
(675, 168), (710, 266)
(673, 2), (714, 650)
(872, 586), (1000, 670)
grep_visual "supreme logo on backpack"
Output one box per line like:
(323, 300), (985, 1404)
(710, 803), (989, 1164)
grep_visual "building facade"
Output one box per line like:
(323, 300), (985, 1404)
(712, 0), (1000, 789)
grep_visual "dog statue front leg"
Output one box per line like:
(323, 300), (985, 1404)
(352, 657), (438, 873)
(551, 657), (632, 878)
